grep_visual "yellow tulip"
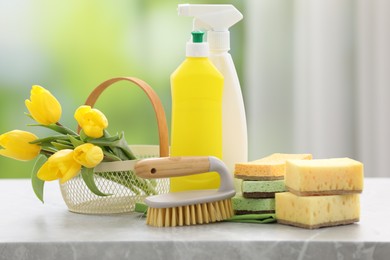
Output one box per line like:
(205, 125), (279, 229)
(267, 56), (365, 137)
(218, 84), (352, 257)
(25, 85), (62, 125)
(0, 130), (41, 161)
(74, 105), (108, 138)
(37, 149), (82, 184)
(73, 143), (104, 168)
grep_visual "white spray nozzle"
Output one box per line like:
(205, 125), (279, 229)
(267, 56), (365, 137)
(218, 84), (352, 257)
(178, 4), (243, 51)
(178, 4), (242, 31)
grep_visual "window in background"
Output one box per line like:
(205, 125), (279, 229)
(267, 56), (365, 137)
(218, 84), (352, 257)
(244, 0), (390, 177)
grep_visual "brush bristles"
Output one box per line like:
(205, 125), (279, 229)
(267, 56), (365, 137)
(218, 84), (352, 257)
(146, 199), (234, 227)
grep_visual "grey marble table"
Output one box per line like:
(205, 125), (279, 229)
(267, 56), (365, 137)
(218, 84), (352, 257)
(0, 178), (389, 260)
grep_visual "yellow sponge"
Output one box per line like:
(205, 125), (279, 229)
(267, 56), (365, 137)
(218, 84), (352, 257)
(285, 158), (364, 196)
(235, 153), (312, 180)
(275, 192), (360, 229)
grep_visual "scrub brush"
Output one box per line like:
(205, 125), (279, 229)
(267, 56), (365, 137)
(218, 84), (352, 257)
(134, 156), (236, 227)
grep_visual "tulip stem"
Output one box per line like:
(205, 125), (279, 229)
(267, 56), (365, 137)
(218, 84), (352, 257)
(40, 150), (54, 157)
(28, 123), (77, 136)
(56, 122), (77, 135)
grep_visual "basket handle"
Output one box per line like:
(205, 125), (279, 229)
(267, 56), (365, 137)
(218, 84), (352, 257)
(79, 77), (169, 157)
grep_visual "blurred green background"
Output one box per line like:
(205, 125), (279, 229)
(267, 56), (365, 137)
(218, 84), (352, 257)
(0, 0), (244, 178)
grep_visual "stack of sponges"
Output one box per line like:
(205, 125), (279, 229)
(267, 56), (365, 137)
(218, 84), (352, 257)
(276, 158), (364, 229)
(232, 153), (312, 215)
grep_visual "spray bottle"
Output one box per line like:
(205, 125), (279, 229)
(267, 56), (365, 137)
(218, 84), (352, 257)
(178, 4), (248, 191)
(170, 31), (224, 192)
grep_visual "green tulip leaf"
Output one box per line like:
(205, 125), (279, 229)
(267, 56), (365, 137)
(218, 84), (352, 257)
(27, 123), (77, 135)
(79, 130), (89, 142)
(81, 167), (111, 197)
(51, 142), (73, 150)
(108, 146), (127, 160)
(68, 134), (84, 147)
(41, 146), (58, 154)
(102, 150), (122, 161)
(31, 135), (73, 145)
(114, 132), (136, 160)
(31, 155), (47, 203)
(87, 136), (121, 146)
(90, 132), (135, 160)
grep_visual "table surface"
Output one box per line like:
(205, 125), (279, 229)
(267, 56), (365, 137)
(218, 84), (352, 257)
(0, 178), (389, 260)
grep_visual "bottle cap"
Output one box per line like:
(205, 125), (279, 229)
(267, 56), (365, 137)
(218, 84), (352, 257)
(186, 31), (209, 57)
(192, 31), (204, 43)
(208, 31), (230, 52)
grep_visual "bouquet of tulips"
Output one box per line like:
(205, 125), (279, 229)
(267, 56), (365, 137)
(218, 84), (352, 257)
(0, 85), (155, 202)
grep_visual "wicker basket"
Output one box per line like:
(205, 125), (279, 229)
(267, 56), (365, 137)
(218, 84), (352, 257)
(60, 77), (170, 214)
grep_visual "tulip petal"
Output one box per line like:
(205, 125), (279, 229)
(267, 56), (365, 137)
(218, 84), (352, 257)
(60, 162), (81, 184)
(74, 106), (108, 138)
(37, 161), (60, 181)
(0, 130), (40, 161)
(73, 143), (103, 168)
(25, 85), (62, 125)
(74, 106), (90, 125)
(37, 149), (81, 183)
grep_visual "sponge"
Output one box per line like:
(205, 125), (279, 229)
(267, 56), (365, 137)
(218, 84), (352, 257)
(285, 158), (364, 196)
(242, 179), (286, 198)
(235, 153), (312, 180)
(275, 192), (360, 229)
(232, 194), (275, 215)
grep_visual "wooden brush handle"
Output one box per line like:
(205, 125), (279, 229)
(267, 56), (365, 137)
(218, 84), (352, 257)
(134, 156), (210, 179)
(135, 156), (235, 192)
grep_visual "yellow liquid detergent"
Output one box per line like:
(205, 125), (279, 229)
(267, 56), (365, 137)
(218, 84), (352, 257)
(170, 32), (224, 192)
